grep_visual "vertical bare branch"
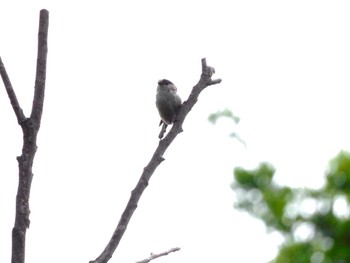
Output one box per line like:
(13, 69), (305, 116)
(90, 58), (221, 263)
(30, 9), (49, 129)
(0, 9), (49, 263)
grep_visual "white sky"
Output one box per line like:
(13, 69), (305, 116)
(1, 1), (350, 262)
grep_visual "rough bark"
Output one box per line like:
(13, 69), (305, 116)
(0, 9), (49, 263)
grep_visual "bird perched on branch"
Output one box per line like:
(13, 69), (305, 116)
(156, 79), (182, 139)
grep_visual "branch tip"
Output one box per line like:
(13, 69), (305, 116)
(40, 9), (49, 14)
(201, 58), (207, 68)
(209, 79), (222, 86)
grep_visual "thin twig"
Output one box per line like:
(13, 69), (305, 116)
(90, 58), (221, 263)
(135, 247), (181, 263)
(0, 9), (49, 263)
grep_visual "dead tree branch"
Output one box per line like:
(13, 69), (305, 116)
(0, 9), (49, 263)
(0, 61), (26, 123)
(90, 58), (221, 263)
(135, 247), (181, 263)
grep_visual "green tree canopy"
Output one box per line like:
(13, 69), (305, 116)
(233, 151), (350, 263)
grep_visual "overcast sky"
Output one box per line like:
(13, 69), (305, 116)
(1, 1), (350, 262)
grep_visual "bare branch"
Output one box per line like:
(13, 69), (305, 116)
(90, 58), (221, 263)
(0, 10), (50, 263)
(135, 247), (181, 263)
(30, 9), (49, 129)
(0, 57), (26, 123)
(209, 79), (222, 86)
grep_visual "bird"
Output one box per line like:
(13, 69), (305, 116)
(156, 79), (182, 139)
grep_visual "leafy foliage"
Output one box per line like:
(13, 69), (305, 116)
(208, 109), (240, 125)
(208, 109), (245, 145)
(232, 151), (350, 263)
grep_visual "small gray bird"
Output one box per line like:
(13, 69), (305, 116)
(156, 79), (182, 138)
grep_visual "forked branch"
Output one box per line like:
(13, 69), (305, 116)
(0, 9), (49, 263)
